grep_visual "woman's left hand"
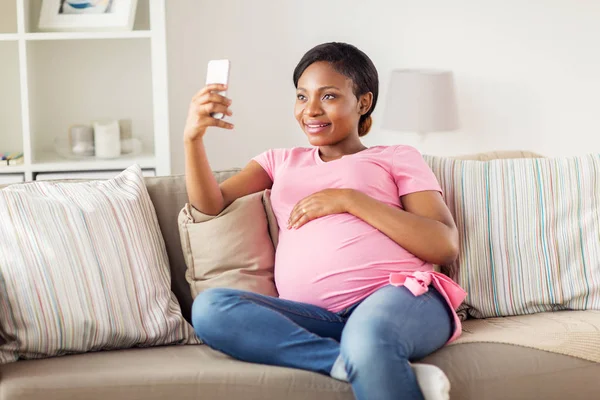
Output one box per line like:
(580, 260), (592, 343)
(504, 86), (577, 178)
(288, 189), (356, 229)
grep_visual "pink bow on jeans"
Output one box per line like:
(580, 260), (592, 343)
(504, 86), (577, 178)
(389, 270), (467, 343)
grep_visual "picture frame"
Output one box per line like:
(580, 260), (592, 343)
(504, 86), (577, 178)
(38, 0), (139, 32)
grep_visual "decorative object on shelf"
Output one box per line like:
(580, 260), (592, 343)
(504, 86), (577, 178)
(38, 0), (138, 32)
(54, 118), (143, 161)
(382, 69), (459, 138)
(93, 119), (121, 158)
(69, 124), (95, 156)
(0, 152), (24, 167)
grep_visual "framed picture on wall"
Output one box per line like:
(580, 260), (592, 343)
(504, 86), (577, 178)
(38, 0), (138, 32)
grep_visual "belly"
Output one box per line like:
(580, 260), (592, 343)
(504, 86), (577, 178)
(273, 214), (431, 312)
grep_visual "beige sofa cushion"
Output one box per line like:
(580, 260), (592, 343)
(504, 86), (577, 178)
(0, 341), (597, 400)
(0, 345), (353, 400)
(423, 341), (600, 400)
(178, 191), (278, 299)
(451, 310), (600, 363)
(0, 165), (198, 364)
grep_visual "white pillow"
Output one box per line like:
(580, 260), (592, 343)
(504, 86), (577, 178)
(0, 165), (198, 364)
(425, 154), (600, 318)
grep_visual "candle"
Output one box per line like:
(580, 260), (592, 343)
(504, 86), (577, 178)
(93, 120), (121, 159)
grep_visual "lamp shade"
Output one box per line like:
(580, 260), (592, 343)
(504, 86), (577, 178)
(382, 69), (459, 133)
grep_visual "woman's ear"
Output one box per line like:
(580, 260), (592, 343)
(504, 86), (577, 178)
(358, 92), (373, 115)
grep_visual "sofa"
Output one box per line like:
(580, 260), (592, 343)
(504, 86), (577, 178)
(1, 151), (599, 400)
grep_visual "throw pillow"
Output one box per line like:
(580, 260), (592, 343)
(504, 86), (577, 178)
(263, 189), (279, 249)
(0, 165), (198, 364)
(425, 154), (600, 318)
(178, 191), (278, 299)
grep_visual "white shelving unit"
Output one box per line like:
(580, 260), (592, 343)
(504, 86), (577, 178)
(0, 0), (170, 182)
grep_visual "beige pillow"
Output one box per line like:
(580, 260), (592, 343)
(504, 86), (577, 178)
(178, 191), (278, 299)
(263, 189), (279, 249)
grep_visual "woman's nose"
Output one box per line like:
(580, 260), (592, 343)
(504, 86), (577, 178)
(305, 99), (323, 116)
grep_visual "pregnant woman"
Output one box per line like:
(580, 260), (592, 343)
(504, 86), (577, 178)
(184, 42), (466, 400)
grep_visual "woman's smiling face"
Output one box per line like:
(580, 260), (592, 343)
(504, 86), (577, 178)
(295, 61), (367, 147)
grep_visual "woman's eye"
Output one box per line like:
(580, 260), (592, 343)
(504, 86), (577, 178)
(296, 94), (306, 100)
(323, 94), (335, 100)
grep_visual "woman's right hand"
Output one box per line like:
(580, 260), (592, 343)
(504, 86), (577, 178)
(183, 83), (233, 142)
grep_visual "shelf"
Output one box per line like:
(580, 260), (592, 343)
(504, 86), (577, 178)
(32, 152), (156, 172)
(0, 34), (18, 41)
(1, 153), (156, 174)
(24, 30), (152, 41)
(0, 173), (24, 185)
(0, 0), (170, 180)
(0, 166), (27, 174)
(0, 32), (153, 42)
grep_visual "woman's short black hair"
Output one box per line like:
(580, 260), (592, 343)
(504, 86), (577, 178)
(293, 42), (379, 136)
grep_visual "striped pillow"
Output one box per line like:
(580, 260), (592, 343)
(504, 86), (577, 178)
(425, 154), (600, 318)
(0, 165), (198, 364)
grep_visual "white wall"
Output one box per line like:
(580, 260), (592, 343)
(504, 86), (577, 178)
(166, 0), (600, 173)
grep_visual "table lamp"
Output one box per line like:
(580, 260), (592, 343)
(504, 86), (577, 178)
(382, 69), (459, 137)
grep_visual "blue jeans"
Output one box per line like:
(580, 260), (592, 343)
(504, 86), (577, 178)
(192, 285), (453, 400)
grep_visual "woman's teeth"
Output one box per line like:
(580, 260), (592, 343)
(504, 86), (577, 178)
(305, 123), (331, 135)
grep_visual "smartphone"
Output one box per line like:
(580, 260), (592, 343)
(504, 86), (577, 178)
(205, 59), (231, 119)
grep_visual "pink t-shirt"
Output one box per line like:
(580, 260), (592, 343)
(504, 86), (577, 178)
(253, 145), (443, 313)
